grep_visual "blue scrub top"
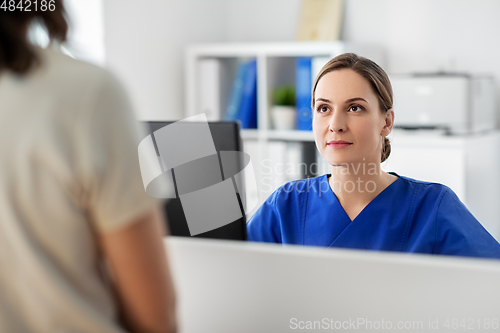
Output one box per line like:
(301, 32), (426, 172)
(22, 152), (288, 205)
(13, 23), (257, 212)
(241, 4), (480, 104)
(247, 173), (500, 259)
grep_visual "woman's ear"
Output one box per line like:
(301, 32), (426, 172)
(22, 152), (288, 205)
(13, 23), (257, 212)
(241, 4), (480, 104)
(381, 108), (394, 136)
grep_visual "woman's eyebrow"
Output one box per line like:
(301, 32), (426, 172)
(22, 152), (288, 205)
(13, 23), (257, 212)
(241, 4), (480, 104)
(345, 97), (368, 104)
(315, 97), (369, 104)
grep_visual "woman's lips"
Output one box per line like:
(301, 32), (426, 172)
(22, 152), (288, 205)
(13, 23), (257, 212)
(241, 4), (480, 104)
(327, 140), (353, 149)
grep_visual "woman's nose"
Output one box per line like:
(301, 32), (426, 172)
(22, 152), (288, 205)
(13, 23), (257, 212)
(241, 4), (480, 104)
(328, 110), (347, 133)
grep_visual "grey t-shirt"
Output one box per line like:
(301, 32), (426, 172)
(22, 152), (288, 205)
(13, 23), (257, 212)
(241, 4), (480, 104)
(0, 46), (157, 333)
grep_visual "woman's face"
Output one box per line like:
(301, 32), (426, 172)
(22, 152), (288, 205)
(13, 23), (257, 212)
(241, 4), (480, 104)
(312, 69), (394, 167)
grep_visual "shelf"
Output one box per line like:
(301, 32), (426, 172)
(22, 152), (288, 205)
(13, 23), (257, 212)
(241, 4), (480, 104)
(186, 41), (349, 58)
(389, 128), (473, 148)
(241, 129), (315, 142)
(240, 129), (259, 140)
(266, 130), (315, 141)
(185, 41), (385, 126)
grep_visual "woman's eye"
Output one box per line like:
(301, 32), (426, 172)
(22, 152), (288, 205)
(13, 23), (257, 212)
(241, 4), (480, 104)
(349, 105), (363, 112)
(317, 105), (329, 113)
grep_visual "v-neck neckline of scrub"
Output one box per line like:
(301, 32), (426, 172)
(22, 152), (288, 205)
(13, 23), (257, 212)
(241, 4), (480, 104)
(325, 172), (401, 223)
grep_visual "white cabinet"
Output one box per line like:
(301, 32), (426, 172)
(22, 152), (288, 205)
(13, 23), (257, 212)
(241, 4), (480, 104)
(383, 130), (500, 240)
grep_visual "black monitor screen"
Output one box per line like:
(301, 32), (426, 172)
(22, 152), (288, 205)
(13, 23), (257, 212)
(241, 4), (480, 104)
(142, 121), (247, 241)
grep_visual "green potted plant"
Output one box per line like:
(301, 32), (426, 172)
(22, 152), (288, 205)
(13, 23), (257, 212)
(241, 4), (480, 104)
(271, 85), (296, 130)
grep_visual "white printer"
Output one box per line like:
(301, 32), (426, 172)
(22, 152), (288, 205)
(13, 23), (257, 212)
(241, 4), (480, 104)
(390, 74), (496, 134)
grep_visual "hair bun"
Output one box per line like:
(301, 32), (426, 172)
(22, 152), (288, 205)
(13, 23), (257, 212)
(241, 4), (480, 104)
(381, 137), (391, 162)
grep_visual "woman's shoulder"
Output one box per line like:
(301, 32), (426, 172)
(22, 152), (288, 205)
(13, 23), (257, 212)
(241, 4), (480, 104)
(387, 172), (465, 213)
(34, 46), (119, 94)
(28, 47), (130, 118)
(392, 172), (452, 195)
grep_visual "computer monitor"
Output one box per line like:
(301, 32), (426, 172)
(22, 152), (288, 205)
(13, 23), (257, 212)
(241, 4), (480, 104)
(142, 121), (247, 241)
(166, 237), (500, 333)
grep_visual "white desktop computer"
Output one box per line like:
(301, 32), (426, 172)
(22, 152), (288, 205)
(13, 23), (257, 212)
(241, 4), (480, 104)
(165, 237), (500, 333)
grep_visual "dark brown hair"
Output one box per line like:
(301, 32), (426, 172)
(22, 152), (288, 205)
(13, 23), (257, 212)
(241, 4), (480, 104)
(0, 0), (68, 74)
(312, 53), (393, 162)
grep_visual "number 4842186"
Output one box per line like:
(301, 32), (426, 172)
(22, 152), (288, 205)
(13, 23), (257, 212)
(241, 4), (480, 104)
(443, 318), (499, 330)
(1, 0), (56, 11)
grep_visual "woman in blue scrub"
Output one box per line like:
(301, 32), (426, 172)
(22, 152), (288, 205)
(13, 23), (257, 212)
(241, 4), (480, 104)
(247, 53), (500, 259)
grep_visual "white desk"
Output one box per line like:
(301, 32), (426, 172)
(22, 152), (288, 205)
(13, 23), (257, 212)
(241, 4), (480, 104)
(166, 237), (500, 333)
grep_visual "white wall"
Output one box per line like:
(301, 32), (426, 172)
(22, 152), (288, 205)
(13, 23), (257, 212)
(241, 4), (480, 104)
(103, 0), (500, 121)
(343, 0), (500, 75)
(225, 0), (302, 42)
(64, 0), (105, 65)
(347, 0), (500, 128)
(104, 0), (228, 120)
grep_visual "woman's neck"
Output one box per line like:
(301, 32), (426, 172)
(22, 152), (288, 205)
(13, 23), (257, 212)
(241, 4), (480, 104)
(328, 161), (398, 217)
